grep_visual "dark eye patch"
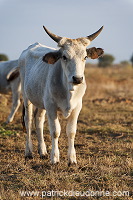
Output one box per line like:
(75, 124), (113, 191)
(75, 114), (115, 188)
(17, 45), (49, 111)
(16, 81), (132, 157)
(84, 56), (88, 60)
(62, 55), (67, 61)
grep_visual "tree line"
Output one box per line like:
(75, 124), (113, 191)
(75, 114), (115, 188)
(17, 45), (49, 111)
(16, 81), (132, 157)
(98, 54), (133, 67)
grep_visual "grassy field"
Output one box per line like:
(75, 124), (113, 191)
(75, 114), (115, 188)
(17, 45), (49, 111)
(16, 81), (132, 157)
(0, 64), (133, 200)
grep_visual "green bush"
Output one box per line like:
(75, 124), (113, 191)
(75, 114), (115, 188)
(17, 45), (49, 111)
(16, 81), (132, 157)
(130, 54), (133, 67)
(0, 54), (9, 61)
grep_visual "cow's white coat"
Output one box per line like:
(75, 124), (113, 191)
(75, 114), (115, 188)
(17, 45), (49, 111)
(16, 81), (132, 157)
(19, 27), (103, 165)
(0, 60), (21, 123)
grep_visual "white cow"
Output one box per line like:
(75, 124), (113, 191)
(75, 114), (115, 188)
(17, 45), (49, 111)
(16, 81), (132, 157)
(0, 60), (21, 123)
(19, 26), (104, 165)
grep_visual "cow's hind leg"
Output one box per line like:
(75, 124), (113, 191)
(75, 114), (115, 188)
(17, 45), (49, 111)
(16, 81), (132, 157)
(34, 108), (47, 159)
(24, 100), (33, 159)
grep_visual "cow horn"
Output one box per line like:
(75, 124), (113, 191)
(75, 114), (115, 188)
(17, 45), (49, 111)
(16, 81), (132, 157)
(43, 26), (62, 43)
(87, 26), (104, 41)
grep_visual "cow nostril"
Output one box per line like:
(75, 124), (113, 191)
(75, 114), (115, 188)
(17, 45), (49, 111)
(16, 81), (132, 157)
(72, 76), (83, 84)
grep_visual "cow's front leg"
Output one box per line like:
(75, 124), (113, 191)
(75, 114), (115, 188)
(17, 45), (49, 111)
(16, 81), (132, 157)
(47, 109), (61, 164)
(34, 108), (47, 158)
(66, 101), (82, 166)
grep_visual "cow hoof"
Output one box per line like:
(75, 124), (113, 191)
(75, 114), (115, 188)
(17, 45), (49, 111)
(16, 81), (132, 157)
(68, 162), (77, 167)
(25, 154), (33, 160)
(51, 161), (60, 166)
(40, 154), (48, 159)
(3, 121), (9, 125)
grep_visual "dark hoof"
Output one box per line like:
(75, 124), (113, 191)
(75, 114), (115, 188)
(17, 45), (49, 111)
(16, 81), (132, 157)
(25, 155), (33, 160)
(68, 162), (77, 167)
(51, 162), (60, 169)
(52, 162), (59, 166)
(51, 162), (60, 171)
(40, 154), (48, 160)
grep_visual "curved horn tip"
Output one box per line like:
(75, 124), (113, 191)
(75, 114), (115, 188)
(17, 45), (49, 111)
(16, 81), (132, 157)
(98, 25), (104, 32)
(42, 25), (62, 43)
(43, 26), (48, 33)
(100, 25), (104, 31)
(87, 25), (104, 41)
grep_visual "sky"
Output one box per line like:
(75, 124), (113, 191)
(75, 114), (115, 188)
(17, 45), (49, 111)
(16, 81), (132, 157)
(0, 0), (133, 63)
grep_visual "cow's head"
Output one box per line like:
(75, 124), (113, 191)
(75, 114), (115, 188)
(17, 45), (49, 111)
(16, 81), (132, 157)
(43, 26), (104, 90)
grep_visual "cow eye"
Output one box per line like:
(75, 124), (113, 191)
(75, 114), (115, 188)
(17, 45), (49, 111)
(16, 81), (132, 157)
(84, 56), (88, 60)
(62, 55), (67, 61)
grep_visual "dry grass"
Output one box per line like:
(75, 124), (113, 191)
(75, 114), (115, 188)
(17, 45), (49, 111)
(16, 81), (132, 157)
(0, 65), (133, 200)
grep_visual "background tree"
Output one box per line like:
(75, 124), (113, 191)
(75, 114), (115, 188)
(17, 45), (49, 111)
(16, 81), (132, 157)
(98, 54), (115, 67)
(130, 54), (133, 67)
(0, 54), (9, 61)
(120, 60), (130, 66)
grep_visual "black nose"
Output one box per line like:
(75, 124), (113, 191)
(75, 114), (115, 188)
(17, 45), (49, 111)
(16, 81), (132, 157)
(72, 76), (83, 85)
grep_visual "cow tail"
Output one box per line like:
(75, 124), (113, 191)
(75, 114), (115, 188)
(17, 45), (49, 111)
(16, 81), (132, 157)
(21, 103), (26, 132)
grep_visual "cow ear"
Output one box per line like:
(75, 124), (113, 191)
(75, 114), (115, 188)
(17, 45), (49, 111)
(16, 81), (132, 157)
(42, 51), (62, 64)
(86, 47), (104, 59)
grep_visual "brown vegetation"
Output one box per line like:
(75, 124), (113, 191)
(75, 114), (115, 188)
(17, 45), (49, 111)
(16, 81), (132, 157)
(0, 64), (133, 200)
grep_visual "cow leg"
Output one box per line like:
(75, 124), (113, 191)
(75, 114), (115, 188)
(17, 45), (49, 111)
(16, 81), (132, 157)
(66, 101), (82, 166)
(34, 108), (47, 158)
(6, 77), (21, 123)
(47, 109), (61, 164)
(24, 100), (33, 159)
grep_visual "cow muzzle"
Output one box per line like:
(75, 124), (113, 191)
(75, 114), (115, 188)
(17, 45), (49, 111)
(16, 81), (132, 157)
(72, 76), (83, 85)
